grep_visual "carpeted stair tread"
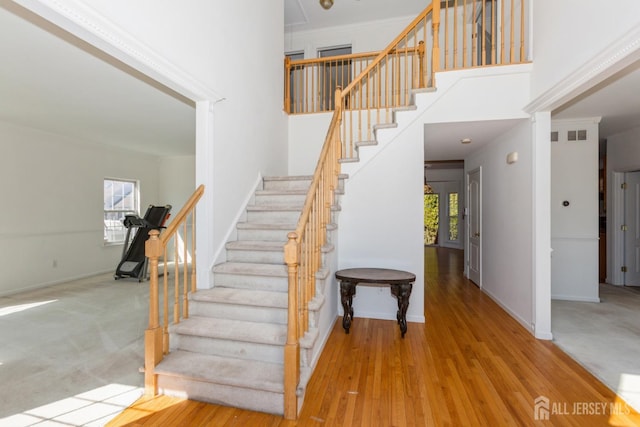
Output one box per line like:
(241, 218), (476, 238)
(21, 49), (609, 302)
(213, 262), (287, 277)
(246, 204), (304, 212)
(225, 240), (286, 251)
(255, 189), (309, 196)
(192, 287), (287, 308)
(172, 316), (287, 345)
(262, 174), (348, 181)
(236, 222), (297, 230)
(156, 350), (284, 393)
(263, 175), (312, 182)
(246, 204), (342, 211)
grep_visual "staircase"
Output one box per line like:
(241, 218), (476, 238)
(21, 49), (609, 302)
(153, 175), (345, 415)
(142, 1), (530, 419)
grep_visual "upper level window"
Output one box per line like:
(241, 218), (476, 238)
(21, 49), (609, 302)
(104, 178), (138, 244)
(318, 45), (352, 110)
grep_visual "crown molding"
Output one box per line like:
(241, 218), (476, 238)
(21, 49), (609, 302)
(524, 24), (640, 114)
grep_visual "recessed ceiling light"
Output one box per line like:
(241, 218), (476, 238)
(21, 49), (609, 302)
(461, 138), (472, 144)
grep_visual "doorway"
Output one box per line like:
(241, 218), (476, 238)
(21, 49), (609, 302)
(467, 167), (481, 286)
(624, 171), (640, 286)
(424, 183), (462, 247)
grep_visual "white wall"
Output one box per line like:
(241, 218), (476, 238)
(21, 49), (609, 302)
(158, 155), (195, 212)
(337, 121), (425, 324)
(288, 113), (332, 175)
(531, 0), (640, 100)
(63, 0), (289, 282)
(550, 119), (599, 302)
(0, 121), (162, 295)
(465, 120), (534, 329)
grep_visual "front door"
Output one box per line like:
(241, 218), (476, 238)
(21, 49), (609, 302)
(467, 168), (481, 286)
(624, 171), (640, 286)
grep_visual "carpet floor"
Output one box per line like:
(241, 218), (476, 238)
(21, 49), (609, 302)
(0, 273), (148, 426)
(552, 283), (640, 413)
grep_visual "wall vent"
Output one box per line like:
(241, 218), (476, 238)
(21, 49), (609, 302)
(567, 129), (587, 141)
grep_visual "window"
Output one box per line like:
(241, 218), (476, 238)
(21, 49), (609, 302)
(424, 185), (439, 245)
(318, 46), (352, 110)
(104, 178), (138, 243)
(448, 192), (459, 241)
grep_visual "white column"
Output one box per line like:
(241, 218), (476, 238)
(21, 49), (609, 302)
(195, 100), (215, 289)
(531, 111), (553, 340)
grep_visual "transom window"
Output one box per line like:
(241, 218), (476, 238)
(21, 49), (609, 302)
(104, 178), (139, 243)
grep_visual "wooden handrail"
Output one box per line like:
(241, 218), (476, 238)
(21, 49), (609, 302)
(288, 46), (421, 67)
(283, 88), (343, 419)
(160, 184), (204, 244)
(294, 101), (343, 238)
(143, 184), (204, 396)
(341, 4), (433, 97)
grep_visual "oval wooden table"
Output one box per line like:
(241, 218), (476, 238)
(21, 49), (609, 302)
(335, 268), (416, 338)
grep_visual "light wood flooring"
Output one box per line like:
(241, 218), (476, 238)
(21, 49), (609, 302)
(108, 247), (640, 426)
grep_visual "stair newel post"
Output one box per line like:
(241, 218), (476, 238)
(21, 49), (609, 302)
(144, 229), (164, 395)
(431, 0), (441, 86)
(284, 232), (301, 420)
(284, 56), (292, 114)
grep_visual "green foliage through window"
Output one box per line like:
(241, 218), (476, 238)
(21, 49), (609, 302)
(449, 193), (459, 241)
(424, 193), (439, 245)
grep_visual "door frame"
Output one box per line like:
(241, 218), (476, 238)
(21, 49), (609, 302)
(610, 171), (627, 285)
(620, 171), (640, 286)
(466, 167), (482, 287)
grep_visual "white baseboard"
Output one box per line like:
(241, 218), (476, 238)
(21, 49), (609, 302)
(482, 287), (535, 336)
(0, 269), (114, 298)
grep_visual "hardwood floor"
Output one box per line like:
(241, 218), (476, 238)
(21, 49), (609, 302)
(108, 247), (640, 426)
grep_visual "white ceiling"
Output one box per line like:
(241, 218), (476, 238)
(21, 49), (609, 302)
(285, 0), (427, 32)
(2, 1), (639, 160)
(0, 2), (195, 157)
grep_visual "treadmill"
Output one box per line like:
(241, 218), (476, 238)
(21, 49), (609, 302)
(114, 204), (172, 281)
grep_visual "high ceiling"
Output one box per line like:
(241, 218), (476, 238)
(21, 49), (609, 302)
(1, 1), (638, 160)
(285, 0), (426, 32)
(0, 2), (195, 157)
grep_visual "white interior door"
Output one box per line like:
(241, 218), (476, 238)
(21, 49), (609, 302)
(624, 171), (640, 286)
(468, 168), (481, 286)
